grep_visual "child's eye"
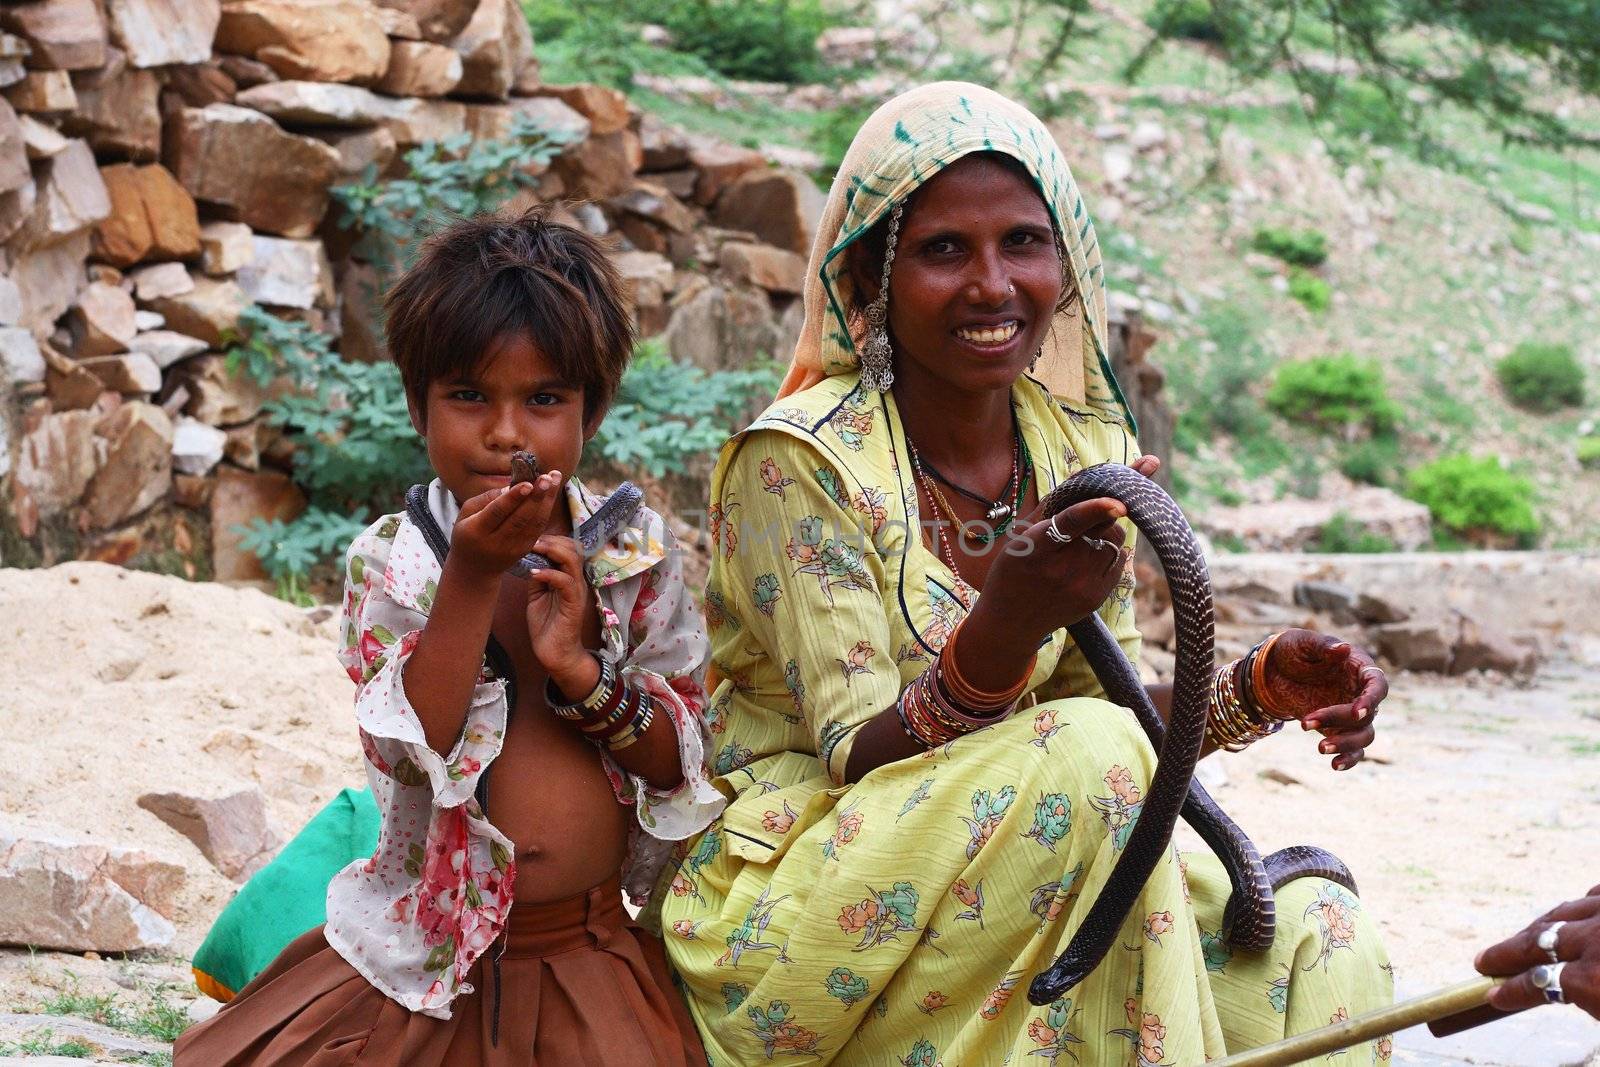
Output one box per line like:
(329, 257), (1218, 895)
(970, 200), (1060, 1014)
(529, 393), (562, 407)
(449, 389), (484, 402)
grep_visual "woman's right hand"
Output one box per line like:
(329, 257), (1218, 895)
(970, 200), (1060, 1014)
(953, 496), (1132, 692)
(448, 471), (564, 580)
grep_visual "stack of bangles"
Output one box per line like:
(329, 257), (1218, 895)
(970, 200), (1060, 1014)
(896, 622), (1036, 748)
(1206, 631), (1288, 752)
(546, 653), (654, 752)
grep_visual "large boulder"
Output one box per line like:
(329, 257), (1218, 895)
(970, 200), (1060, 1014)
(60, 47), (160, 160)
(555, 129), (641, 201)
(235, 234), (333, 309)
(233, 80), (394, 127)
(447, 0), (536, 99)
(92, 163), (201, 266)
(0, 834), (182, 953)
(164, 103), (340, 238)
(216, 0), (390, 84)
(312, 126), (396, 178)
(374, 0), (477, 42)
(171, 350), (265, 424)
(711, 167), (824, 255)
(210, 465), (305, 581)
(374, 40), (461, 97)
(1450, 617), (1538, 676)
(137, 786), (281, 881)
(82, 401), (173, 528)
(686, 135), (765, 206)
(0, 0), (108, 71)
(1372, 620), (1452, 673)
(12, 409), (99, 521)
(129, 328), (208, 369)
(718, 241), (807, 295)
(527, 83), (629, 136)
(66, 281), (138, 356)
(0, 100), (30, 195)
(5, 70), (78, 114)
(0, 326), (44, 382)
(374, 97), (466, 149)
(107, 0), (221, 67)
(198, 219), (254, 274)
(9, 229), (89, 335)
(664, 282), (784, 373)
(145, 275), (248, 346)
(9, 138), (110, 253)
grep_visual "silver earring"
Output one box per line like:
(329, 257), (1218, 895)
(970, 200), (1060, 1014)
(1030, 345), (1042, 373)
(860, 202), (903, 393)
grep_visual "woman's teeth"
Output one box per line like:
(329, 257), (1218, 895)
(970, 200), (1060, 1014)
(955, 322), (1018, 345)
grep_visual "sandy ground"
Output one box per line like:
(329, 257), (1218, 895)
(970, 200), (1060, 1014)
(0, 562), (1597, 1062)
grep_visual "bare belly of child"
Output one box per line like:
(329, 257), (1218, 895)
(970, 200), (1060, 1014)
(488, 579), (631, 904)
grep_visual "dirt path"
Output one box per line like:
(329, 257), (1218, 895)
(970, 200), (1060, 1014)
(1, 565), (1596, 1062)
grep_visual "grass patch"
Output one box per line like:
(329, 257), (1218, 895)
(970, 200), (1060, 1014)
(0, 1029), (97, 1057)
(40, 976), (189, 1044)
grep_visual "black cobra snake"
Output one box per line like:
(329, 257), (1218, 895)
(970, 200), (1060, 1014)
(1026, 463), (1359, 1006)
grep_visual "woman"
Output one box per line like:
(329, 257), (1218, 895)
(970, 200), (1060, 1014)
(658, 82), (1393, 1065)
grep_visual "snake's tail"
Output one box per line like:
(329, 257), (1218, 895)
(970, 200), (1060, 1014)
(1262, 845), (1359, 895)
(1066, 576), (1279, 953)
(1027, 622), (1207, 1005)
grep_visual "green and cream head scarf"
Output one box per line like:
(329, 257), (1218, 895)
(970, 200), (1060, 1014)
(775, 81), (1134, 429)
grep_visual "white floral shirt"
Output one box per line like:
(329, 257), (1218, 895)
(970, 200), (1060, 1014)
(324, 477), (725, 1018)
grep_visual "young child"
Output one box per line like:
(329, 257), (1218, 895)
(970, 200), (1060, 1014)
(176, 210), (723, 1065)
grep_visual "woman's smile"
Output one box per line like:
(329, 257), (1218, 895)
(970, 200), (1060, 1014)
(952, 319), (1022, 353)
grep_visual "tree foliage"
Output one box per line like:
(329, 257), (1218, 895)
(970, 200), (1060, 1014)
(1132, 0), (1600, 153)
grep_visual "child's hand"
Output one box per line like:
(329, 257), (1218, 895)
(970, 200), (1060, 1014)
(448, 471), (563, 580)
(523, 534), (595, 693)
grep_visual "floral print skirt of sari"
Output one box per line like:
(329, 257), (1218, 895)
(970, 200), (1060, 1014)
(660, 704), (1393, 1066)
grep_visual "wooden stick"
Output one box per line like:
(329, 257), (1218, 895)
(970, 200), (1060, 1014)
(1207, 977), (1506, 1067)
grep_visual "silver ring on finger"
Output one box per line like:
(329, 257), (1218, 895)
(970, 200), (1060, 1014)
(1045, 513), (1074, 545)
(1531, 962), (1567, 1004)
(1079, 535), (1114, 553)
(1538, 921), (1567, 965)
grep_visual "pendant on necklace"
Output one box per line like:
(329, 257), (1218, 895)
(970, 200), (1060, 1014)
(986, 502), (1012, 523)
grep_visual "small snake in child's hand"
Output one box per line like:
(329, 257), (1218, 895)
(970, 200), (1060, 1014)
(503, 449), (644, 577)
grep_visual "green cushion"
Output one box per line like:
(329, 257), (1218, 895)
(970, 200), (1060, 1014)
(191, 787), (380, 1001)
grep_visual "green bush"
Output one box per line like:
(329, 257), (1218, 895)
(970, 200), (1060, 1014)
(1267, 354), (1400, 436)
(1308, 513), (1399, 553)
(228, 308), (431, 581)
(1287, 268), (1331, 312)
(567, 0), (835, 84)
(332, 115), (578, 277)
(1578, 436), (1600, 469)
(1406, 454), (1540, 545)
(1146, 0), (1223, 42)
(1495, 342), (1585, 412)
(1338, 434), (1402, 486)
(587, 341), (782, 476)
(1250, 226), (1329, 268)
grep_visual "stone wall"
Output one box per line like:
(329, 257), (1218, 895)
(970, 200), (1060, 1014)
(0, 1), (1173, 582)
(0, 0), (835, 580)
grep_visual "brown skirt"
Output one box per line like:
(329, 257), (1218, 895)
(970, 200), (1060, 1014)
(174, 876), (707, 1066)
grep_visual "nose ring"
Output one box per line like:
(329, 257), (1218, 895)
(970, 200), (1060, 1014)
(1007, 282), (1016, 294)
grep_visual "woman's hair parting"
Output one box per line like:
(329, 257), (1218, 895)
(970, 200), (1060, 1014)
(385, 206), (635, 425)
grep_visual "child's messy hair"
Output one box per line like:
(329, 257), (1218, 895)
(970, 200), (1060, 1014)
(385, 206), (635, 426)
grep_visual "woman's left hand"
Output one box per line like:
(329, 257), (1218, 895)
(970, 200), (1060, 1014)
(1255, 628), (1387, 771)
